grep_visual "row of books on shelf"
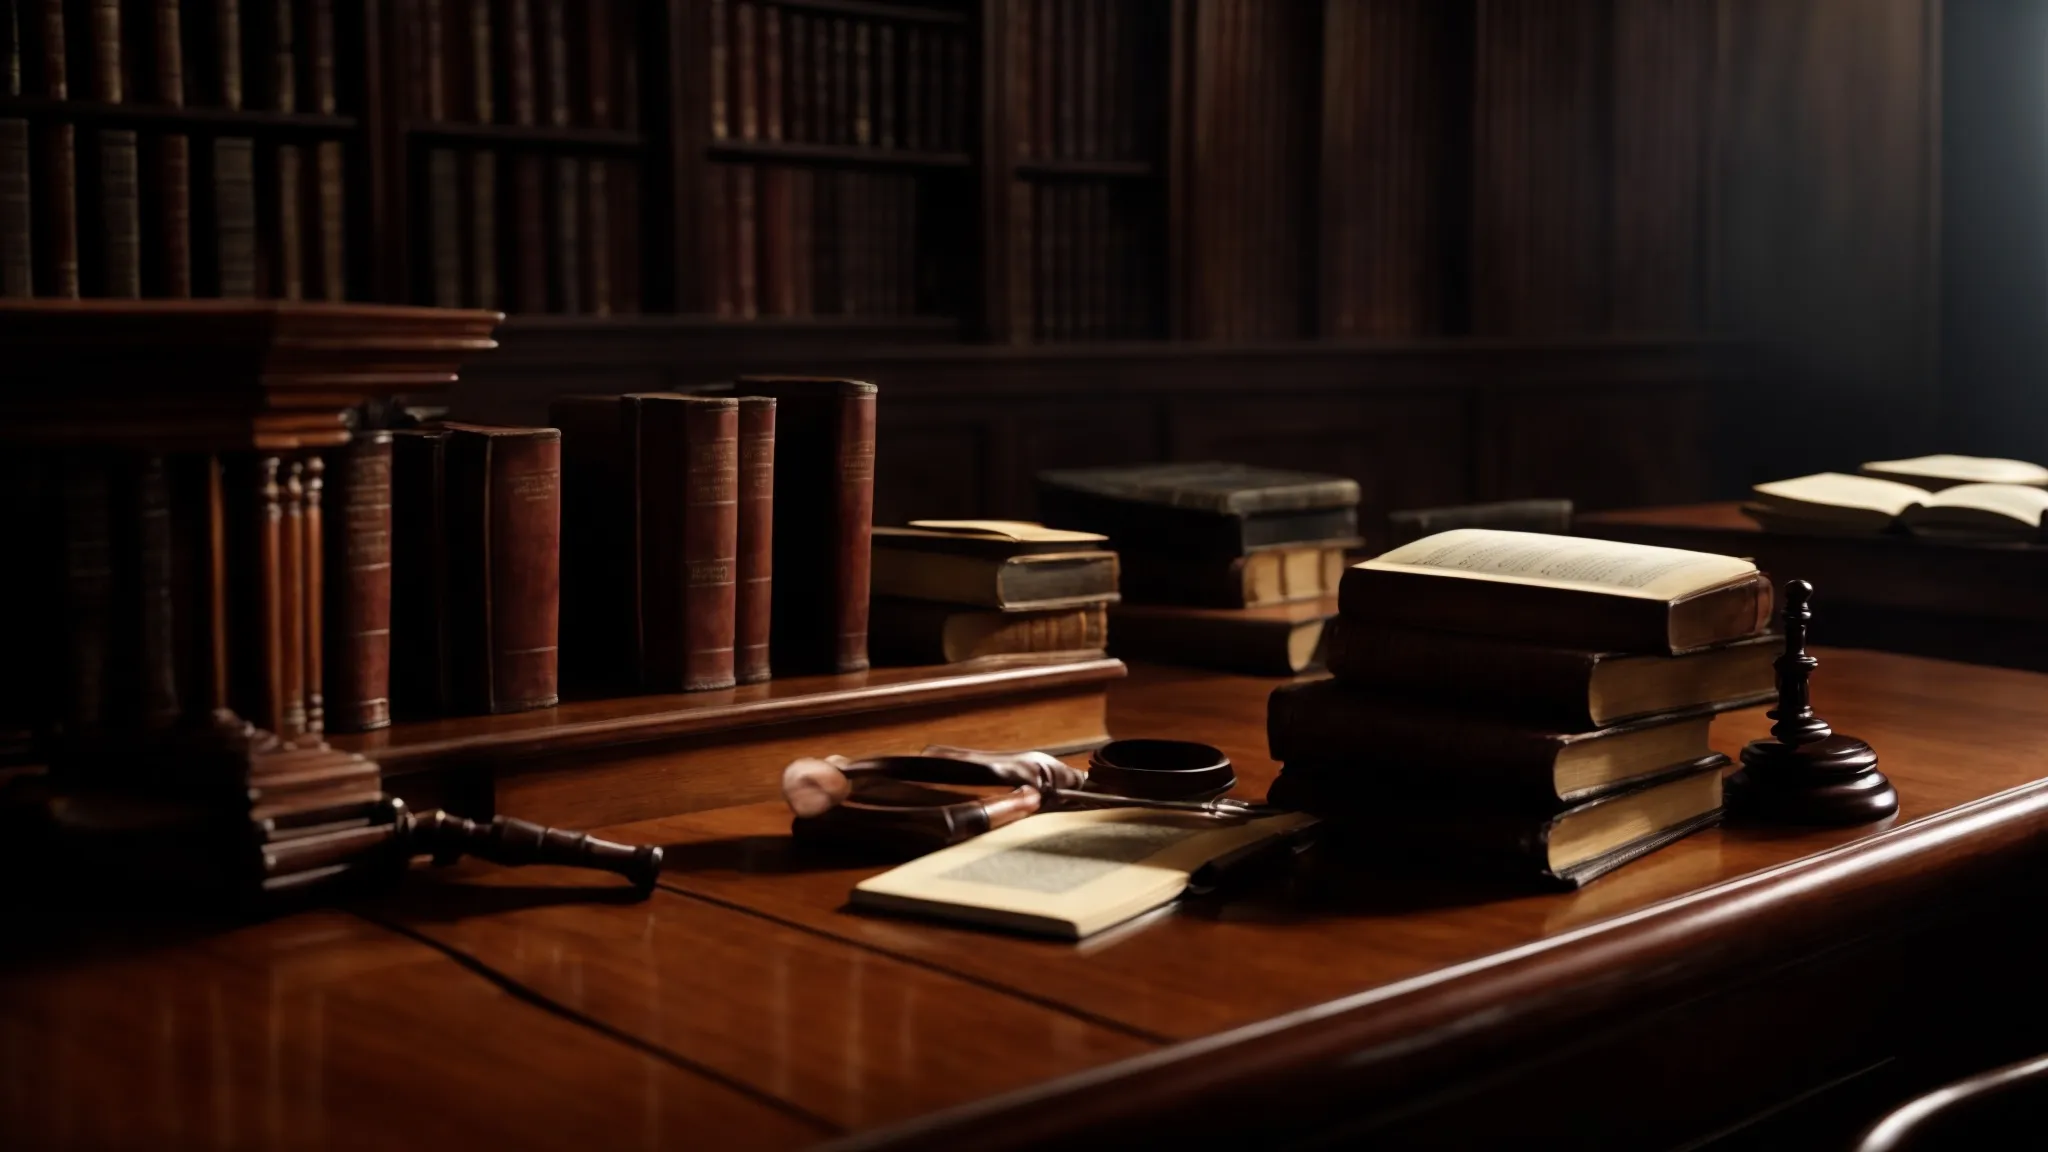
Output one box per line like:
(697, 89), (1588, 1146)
(1010, 0), (1155, 164)
(710, 0), (969, 154)
(0, 124), (344, 300)
(704, 162), (927, 319)
(403, 0), (639, 130)
(1016, 179), (1157, 340)
(423, 148), (641, 314)
(7, 0), (343, 114)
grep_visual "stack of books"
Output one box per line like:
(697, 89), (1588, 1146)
(1266, 529), (1780, 888)
(1035, 463), (1363, 675)
(867, 521), (1119, 665)
(1748, 454), (2048, 541)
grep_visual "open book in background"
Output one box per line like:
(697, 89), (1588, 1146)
(1859, 454), (2048, 491)
(1750, 473), (2048, 542)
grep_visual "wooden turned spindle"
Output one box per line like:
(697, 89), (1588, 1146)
(394, 801), (665, 895)
(1726, 580), (1899, 826)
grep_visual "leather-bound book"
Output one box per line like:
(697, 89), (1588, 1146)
(323, 432), (395, 731)
(504, 0), (533, 125)
(740, 376), (877, 674)
(585, 0), (612, 125)
(869, 599), (1107, 666)
(1323, 623), (1779, 731)
(273, 142), (304, 298)
(639, 396), (740, 692)
(1117, 543), (1353, 608)
(871, 524), (1119, 611)
(466, 0), (491, 121)
(1267, 676), (1727, 809)
(852, 20), (869, 145)
(90, 129), (139, 297)
(541, 0), (567, 125)
(786, 12), (808, 141)
(308, 0), (344, 299)
(35, 0), (77, 297)
(443, 424), (561, 714)
(876, 24), (893, 148)
(1341, 529), (1774, 655)
(761, 5), (774, 140)
(1036, 462), (1362, 558)
(390, 427), (452, 717)
(421, 0), (445, 119)
(1268, 759), (1726, 890)
(829, 17), (848, 144)
(203, 137), (257, 296)
(735, 395), (775, 683)
(708, 0), (728, 138)
(1109, 599), (1335, 677)
(0, 118), (28, 296)
(735, 1), (757, 139)
(903, 26), (923, 151)
(813, 13), (832, 144)
(149, 0), (192, 297)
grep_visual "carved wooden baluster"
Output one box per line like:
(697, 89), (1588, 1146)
(303, 456), (325, 736)
(280, 460), (307, 740)
(256, 456), (285, 734)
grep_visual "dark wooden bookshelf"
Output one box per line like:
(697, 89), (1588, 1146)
(773, 0), (973, 26)
(407, 123), (648, 153)
(0, 98), (359, 134)
(707, 138), (972, 169)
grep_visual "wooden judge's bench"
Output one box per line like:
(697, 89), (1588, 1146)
(5, 304), (2048, 1150)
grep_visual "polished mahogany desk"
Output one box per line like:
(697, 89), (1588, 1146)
(6, 652), (2048, 1150)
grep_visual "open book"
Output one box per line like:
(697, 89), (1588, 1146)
(1750, 473), (2048, 541)
(852, 808), (1318, 939)
(1859, 454), (2048, 491)
(1340, 529), (1772, 654)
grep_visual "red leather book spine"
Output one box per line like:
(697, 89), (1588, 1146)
(833, 385), (876, 672)
(447, 425), (561, 714)
(639, 397), (739, 692)
(735, 396), (775, 683)
(324, 433), (394, 731)
(745, 377), (875, 674)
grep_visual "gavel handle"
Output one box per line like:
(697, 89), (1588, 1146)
(398, 806), (665, 895)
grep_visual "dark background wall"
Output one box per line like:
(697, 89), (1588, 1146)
(4, 0), (1964, 537)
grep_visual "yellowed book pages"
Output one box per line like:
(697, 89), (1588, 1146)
(1752, 473), (1926, 525)
(1361, 529), (1756, 603)
(905, 519), (1108, 545)
(1862, 454), (2048, 487)
(852, 808), (1318, 939)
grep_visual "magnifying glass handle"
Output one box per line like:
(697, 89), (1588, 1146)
(1053, 790), (1284, 819)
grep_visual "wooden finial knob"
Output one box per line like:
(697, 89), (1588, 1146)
(1726, 579), (1897, 826)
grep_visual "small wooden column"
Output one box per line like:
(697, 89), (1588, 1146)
(0, 301), (503, 900)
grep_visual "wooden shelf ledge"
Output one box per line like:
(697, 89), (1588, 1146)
(338, 656), (1127, 774)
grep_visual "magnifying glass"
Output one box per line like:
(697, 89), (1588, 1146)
(782, 739), (1288, 856)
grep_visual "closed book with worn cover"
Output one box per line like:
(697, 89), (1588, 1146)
(444, 424), (561, 714)
(872, 546), (1119, 611)
(1342, 529), (1773, 655)
(739, 376), (876, 673)
(1267, 676), (1722, 808)
(1110, 599), (1336, 677)
(640, 395), (740, 692)
(1268, 761), (1724, 889)
(1118, 542), (1353, 608)
(1323, 623), (1778, 730)
(735, 395), (776, 682)
(323, 432), (395, 732)
(869, 599), (1107, 665)
(1037, 462), (1361, 558)
(390, 428), (453, 717)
